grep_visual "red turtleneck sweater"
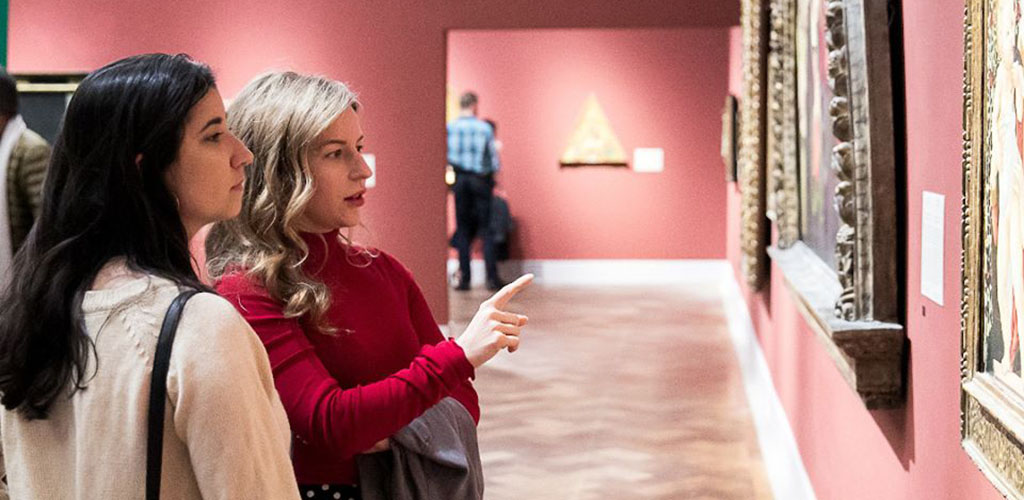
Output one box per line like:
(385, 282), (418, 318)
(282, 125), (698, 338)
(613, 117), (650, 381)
(215, 233), (479, 485)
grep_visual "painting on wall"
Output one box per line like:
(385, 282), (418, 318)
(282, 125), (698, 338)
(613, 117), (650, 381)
(722, 94), (738, 182)
(763, 0), (903, 408)
(15, 74), (83, 144)
(445, 85), (461, 125)
(795, 0), (840, 269)
(963, 0), (1024, 495)
(559, 93), (627, 167)
(984, 0), (1024, 399)
(765, 0), (798, 233)
(738, 0), (770, 290)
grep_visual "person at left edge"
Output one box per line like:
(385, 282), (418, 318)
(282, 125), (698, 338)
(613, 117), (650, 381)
(0, 67), (51, 278)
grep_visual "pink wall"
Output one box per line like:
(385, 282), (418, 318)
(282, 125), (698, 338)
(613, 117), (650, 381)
(727, 2), (1003, 498)
(447, 29), (728, 259)
(12, 0), (738, 323)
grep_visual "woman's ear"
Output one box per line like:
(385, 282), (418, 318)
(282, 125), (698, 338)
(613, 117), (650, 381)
(135, 153), (143, 168)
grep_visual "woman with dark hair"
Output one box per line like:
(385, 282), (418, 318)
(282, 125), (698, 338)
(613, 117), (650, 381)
(0, 54), (299, 499)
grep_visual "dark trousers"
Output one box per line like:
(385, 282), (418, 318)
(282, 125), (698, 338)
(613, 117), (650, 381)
(453, 171), (499, 285)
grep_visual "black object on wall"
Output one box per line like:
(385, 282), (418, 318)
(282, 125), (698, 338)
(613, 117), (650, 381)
(15, 74), (83, 144)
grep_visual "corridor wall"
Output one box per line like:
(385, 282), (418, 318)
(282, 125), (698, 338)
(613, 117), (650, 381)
(726, 2), (1004, 498)
(11, 0), (738, 323)
(447, 28), (729, 260)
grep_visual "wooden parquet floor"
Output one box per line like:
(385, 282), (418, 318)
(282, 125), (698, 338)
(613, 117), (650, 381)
(449, 280), (773, 500)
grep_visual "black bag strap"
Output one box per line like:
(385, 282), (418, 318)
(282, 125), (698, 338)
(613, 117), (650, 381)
(146, 289), (201, 500)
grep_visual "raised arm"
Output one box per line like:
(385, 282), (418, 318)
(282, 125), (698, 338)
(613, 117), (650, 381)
(398, 260), (481, 423)
(219, 276), (475, 458)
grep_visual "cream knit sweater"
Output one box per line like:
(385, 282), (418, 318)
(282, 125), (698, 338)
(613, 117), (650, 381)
(0, 264), (300, 499)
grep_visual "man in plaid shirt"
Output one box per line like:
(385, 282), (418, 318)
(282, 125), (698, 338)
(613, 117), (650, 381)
(0, 68), (50, 279)
(447, 91), (504, 291)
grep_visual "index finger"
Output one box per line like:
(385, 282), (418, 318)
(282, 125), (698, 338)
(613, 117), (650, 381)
(489, 273), (534, 309)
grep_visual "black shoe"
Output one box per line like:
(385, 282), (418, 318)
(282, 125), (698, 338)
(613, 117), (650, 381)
(454, 281), (471, 291)
(486, 279), (507, 291)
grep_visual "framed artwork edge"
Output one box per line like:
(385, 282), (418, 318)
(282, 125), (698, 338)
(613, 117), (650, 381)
(770, 243), (905, 408)
(739, 0), (770, 291)
(762, 0), (905, 408)
(961, 0), (1024, 496)
(14, 73), (84, 93)
(723, 94), (739, 183)
(557, 162), (628, 168)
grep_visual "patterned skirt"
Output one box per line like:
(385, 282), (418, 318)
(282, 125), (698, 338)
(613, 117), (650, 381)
(298, 483), (361, 500)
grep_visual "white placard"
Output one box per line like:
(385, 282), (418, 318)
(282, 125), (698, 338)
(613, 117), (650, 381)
(363, 153), (376, 188)
(921, 191), (945, 305)
(632, 148), (664, 173)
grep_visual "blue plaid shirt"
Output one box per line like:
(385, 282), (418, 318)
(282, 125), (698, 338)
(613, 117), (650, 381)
(447, 116), (500, 174)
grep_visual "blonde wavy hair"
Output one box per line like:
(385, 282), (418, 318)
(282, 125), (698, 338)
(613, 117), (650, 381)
(206, 71), (366, 333)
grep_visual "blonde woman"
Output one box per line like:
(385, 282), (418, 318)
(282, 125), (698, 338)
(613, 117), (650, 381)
(206, 72), (531, 499)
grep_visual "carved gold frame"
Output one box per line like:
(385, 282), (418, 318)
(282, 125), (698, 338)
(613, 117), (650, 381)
(766, 0), (904, 408)
(962, 0), (1024, 495)
(739, 0), (770, 291)
(765, 0), (800, 246)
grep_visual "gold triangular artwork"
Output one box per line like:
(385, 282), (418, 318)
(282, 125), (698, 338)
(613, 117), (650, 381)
(559, 93), (628, 167)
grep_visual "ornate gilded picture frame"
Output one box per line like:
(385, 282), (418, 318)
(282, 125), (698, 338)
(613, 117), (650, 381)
(962, 0), (1024, 495)
(739, 0), (770, 290)
(765, 0), (904, 408)
(764, 0), (799, 233)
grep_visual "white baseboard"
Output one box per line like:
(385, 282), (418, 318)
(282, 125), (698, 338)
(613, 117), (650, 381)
(447, 258), (733, 286)
(719, 271), (817, 500)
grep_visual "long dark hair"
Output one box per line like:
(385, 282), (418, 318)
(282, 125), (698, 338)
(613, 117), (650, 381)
(0, 54), (215, 420)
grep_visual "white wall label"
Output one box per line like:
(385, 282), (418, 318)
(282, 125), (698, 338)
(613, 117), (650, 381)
(921, 191), (945, 306)
(363, 153), (376, 188)
(632, 148), (664, 173)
